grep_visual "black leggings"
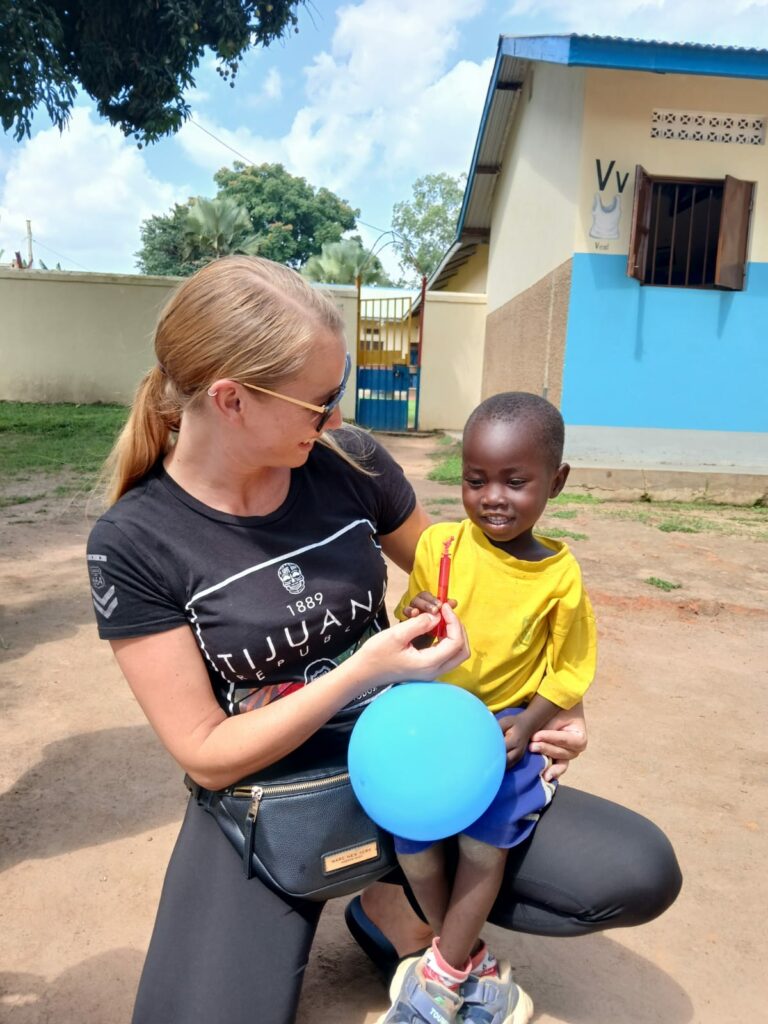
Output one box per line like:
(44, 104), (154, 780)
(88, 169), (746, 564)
(131, 786), (682, 1024)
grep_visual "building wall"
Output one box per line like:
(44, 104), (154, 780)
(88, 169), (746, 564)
(418, 291), (487, 430)
(440, 245), (489, 293)
(562, 67), (768, 430)
(0, 271), (360, 419)
(485, 62), (585, 316)
(482, 259), (572, 408)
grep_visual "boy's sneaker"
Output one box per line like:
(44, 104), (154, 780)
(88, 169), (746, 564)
(377, 955), (464, 1024)
(458, 961), (533, 1024)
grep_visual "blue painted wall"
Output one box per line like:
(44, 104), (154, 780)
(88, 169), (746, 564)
(561, 253), (768, 431)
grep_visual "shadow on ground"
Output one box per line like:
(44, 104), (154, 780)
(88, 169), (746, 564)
(0, 725), (184, 872)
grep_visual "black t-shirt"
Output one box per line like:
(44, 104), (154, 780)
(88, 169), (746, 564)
(87, 430), (415, 720)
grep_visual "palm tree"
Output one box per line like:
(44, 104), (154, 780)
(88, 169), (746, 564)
(301, 238), (393, 285)
(182, 196), (262, 266)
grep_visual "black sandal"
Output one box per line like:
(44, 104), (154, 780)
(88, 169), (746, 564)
(343, 896), (401, 978)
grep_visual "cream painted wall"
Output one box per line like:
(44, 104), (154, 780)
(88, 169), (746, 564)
(576, 68), (768, 260)
(0, 271), (359, 417)
(486, 63), (585, 316)
(418, 291), (486, 430)
(440, 245), (488, 293)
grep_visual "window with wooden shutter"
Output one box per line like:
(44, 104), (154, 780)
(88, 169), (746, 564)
(627, 165), (653, 282)
(626, 169), (754, 290)
(714, 176), (754, 290)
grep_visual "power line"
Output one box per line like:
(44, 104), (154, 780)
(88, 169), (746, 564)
(31, 236), (90, 271)
(189, 117), (261, 167)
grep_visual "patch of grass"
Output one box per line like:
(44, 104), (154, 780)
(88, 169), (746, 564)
(644, 576), (683, 592)
(601, 507), (653, 525)
(427, 451), (462, 485)
(427, 496), (462, 505)
(549, 509), (579, 519)
(656, 517), (705, 534)
(544, 528), (588, 541)
(0, 401), (128, 479)
(0, 493), (47, 508)
(551, 492), (602, 505)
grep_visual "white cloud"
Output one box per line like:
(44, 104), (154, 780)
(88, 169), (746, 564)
(174, 0), (489, 208)
(507, 0), (768, 48)
(0, 108), (187, 273)
(263, 68), (283, 101)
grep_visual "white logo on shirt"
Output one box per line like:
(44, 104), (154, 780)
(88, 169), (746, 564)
(277, 561), (305, 595)
(92, 585), (118, 619)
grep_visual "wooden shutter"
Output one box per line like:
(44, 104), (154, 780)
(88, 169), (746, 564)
(626, 166), (653, 282)
(714, 175), (754, 290)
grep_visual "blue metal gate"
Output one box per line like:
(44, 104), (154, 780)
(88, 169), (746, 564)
(355, 291), (421, 430)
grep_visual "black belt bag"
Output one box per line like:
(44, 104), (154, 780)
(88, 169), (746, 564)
(184, 742), (396, 901)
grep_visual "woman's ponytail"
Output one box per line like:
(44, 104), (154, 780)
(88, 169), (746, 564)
(104, 365), (180, 505)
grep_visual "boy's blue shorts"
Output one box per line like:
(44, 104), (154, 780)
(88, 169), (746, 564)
(393, 707), (557, 855)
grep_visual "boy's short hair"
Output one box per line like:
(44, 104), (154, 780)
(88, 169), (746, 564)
(464, 392), (565, 468)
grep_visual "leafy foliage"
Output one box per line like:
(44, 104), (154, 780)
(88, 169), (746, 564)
(136, 203), (196, 276)
(135, 196), (260, 275)
(301, 238), (393, 286)
(391, 173), (465, 283)
(137, 162), (359, 274)
(214, 162), (358, 267)
(0, 1), (303, 143)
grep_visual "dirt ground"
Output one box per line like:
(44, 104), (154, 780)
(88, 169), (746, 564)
(1, 433), (767, 1023)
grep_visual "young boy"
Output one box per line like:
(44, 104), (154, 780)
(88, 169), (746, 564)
(382, 392), (597, 1024)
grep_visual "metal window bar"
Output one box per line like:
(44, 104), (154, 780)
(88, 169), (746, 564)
(684, 185), (696, 287)
(650, 185), (662, 285)
(702, 187), (713, 285)
(667, 183), (679, 287)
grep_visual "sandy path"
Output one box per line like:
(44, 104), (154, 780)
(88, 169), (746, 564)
(1, 433), (766, 1022)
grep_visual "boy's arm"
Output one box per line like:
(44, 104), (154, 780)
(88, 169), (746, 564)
(499, 694), (562, 765)
(538, 583), (597, 710)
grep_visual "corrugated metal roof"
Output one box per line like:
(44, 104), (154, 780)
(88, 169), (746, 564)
(501, 33), (768, 78)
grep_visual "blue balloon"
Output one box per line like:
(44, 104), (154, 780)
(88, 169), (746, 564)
(349, 683), (506, 841)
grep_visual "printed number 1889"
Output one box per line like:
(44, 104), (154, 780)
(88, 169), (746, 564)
(286, 593), (324, 616)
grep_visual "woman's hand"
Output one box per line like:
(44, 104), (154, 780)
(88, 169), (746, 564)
(356, 603), (469, 687)
(528, 701), (588, 782)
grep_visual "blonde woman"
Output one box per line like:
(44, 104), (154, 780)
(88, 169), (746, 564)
(87, 257), (680, 1024)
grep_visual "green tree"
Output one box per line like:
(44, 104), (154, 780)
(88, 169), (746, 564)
(182, 196), (262, 265)
(0, 1), (303, 143)
(391, 172), (466, 283)
(136, 203), (196, 276)
(301, 238), (393, 286)
(135, 196), (260, 275)
(214, 162), (358, 267)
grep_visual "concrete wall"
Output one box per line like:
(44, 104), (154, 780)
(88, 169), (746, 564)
(440, 245), (489, 293)
(0, 269), (175, 404)
(486, 62), (585, 316)
(575, 67), (768, 260)
(562, 67), (768, 431)
(418, 291), (487, 430)
(0, 270), (360, 419)
(482, 258), (572, 408)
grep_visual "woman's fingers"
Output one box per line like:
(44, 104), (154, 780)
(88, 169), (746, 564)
(530, 727), (587, 759)
(431, 603), (469, 667)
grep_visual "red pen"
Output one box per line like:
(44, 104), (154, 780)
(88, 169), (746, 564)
(434, 536), (454, 640)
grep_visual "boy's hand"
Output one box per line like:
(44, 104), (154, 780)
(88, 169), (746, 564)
(401, 592), (459, 649)
(498, 715), (533, 767)
(401, 591), (457, 618)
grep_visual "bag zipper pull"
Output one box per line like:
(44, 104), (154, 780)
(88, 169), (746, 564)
(243, 785), (264, 880)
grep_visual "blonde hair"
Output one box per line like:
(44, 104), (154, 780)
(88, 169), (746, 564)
(103, 256), (351, 505)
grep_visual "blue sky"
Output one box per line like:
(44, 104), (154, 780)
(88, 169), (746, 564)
(2, 0), (768, 278)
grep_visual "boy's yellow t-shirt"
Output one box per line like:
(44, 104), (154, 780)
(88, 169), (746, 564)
(395, 519), (597, 713)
